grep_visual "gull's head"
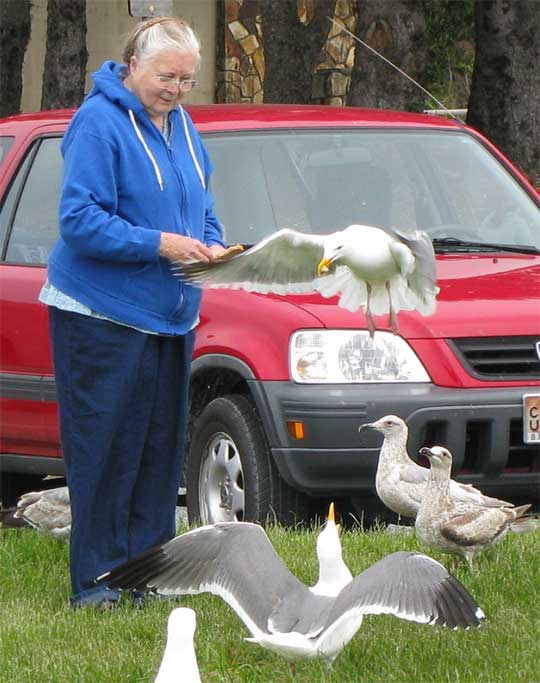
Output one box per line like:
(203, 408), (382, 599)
(317, 235), (348, 276)
(317, 502), (341, 557)
(358, 414), (407, 438)
(167, 607), (197, 641)
(312, 502), (352, 596)
(419, 446), (453, 475)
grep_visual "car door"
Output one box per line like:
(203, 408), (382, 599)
(0, 135), (63, 459)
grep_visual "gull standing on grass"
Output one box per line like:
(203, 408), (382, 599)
(415, 446), (532, 569)
(359, 415), (513, 519)
(0, 486), (71, 538)
(175, 224), (439, 336)
(98, 510), (484, 665)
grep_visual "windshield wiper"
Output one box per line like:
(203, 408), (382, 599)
(432, 237), (540, 255)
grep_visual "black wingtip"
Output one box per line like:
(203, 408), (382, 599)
(95, 544), (170, 591)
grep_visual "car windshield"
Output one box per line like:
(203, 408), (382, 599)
(204, 129), (540, 250)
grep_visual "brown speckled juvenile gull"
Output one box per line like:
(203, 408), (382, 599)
(359, 415), (512, 519)
(175, 225), (439, 336)
(98, 515), (484, 664)
(0, 486), (71, 538)
(415, 446), (532, 568)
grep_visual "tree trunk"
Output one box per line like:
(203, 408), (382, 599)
(0, 0), (32, 118)
(467, 0), (540, 187)
(347, 0), (427, 111)
(41, 0), (88, 110)
(262, 0), (336, 103)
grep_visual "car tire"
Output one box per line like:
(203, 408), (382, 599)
(185, 394), (310, 526)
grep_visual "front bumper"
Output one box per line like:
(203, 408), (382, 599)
(248, 380), (539, 502)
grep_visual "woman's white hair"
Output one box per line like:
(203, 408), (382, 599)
(123, 17), (200, 65)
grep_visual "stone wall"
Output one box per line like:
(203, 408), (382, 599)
(217, 0), (358, 105)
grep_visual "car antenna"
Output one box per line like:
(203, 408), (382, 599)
(327, 16), (465, 124)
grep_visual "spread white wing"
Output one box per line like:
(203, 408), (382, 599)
(175, 229), (326, 295)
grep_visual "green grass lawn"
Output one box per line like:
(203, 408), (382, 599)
(1, 522), (539, 683)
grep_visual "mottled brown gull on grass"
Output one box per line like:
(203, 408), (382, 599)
(415, 446), (532, 569)
(0, 486), (71, 538)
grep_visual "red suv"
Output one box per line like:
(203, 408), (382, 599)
(1, 105), (539, 523)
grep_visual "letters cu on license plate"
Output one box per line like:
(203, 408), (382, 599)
(523, 394), (540, 443)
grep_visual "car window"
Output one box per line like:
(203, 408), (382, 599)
(4, 137), (63, 265)
(0, 136), (14, 168)
(205, 129), (540, 248)
(0, 143), (34, 256)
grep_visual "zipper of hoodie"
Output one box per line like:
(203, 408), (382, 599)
(162, 115), (190, 317)
(166, 115), (193, 238)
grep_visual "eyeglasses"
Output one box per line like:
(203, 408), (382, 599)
(155, 75), (199, 91)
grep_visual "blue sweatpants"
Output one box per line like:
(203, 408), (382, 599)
(49, 308), (194, 600)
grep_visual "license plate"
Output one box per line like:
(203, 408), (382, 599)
(523, 394), (540, 443)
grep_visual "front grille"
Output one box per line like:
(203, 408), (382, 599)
(408, 413), (539, 479)
(450, 336), (540, 380)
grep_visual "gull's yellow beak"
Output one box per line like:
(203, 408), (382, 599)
(328, 501), (341, 534)
(328, 501), (335, 522)
(317, 257), (333, 276)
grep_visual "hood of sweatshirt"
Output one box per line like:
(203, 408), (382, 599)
(87, 60), (145, 114)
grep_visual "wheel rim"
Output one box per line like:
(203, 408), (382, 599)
(199, 431), (245, 523)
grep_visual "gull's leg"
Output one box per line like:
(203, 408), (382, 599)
(464, 550), (476, 572)
(366, 283), (376, 338)
(385, 281), (399, 335)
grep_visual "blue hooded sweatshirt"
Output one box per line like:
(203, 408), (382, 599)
(47, 60), (225, 335)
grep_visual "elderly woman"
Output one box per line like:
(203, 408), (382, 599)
(40, 17), (225, 609)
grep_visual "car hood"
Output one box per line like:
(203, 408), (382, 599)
(278, 254), (540, 339)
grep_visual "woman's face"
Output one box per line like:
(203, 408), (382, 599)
(126, 49), (199, 121)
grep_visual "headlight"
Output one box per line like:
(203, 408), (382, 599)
(290, 330), (430, 383)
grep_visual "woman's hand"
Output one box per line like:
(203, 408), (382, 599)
(159, 233), (215, 262)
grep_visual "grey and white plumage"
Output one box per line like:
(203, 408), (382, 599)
(0, 486), (71, 538)
(154, 608), (201, 683)
(175, 225), (439, 335)
(98, 520), (484, 664)
(415, 446), (532, 568)
(359, 415), (513, 519)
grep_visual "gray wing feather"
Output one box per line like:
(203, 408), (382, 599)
(100, 522), (309, 635)
(440, 508), (509, 546)
(323, 551), (483, 630)
(449, 480), (513, 508)
(399, 464), (429, 485)
(393, 229), (439, 306)
(174, 229), (325, 294)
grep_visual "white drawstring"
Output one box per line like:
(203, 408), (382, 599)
(128, 109), (164, 191)
(128, 107), (206, 192)
(178, 105), (206, 190)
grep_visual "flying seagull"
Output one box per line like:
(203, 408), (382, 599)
(175, 225), (439, 336)
(359, 415), (513, 519)
(98, 521), (484, 664)
(415, 446), (532, 568)
(0, 486), (71, 538)
(154, 608), (201, 683)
